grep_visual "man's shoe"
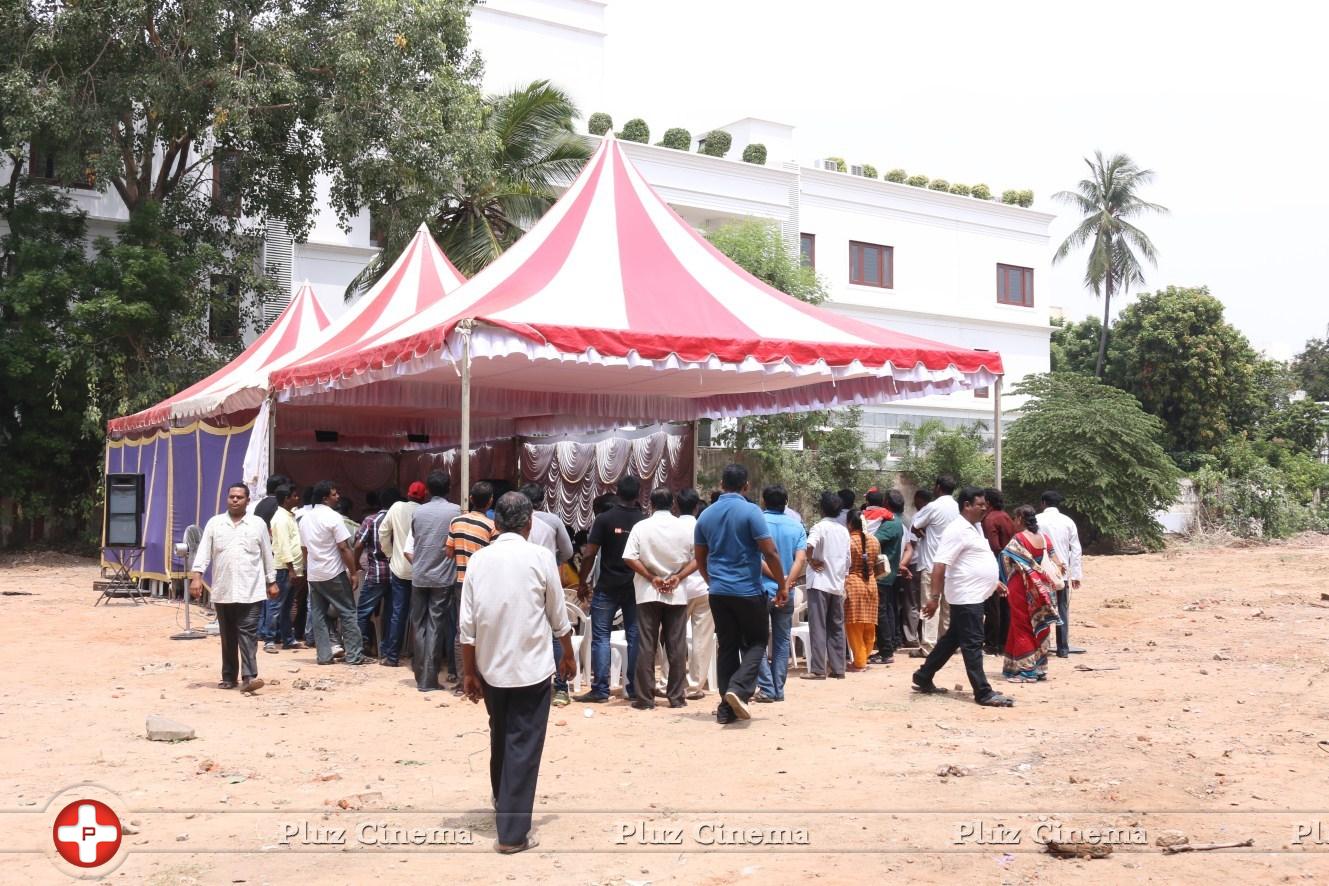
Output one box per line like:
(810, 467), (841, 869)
(911, 670), (947, 694)
(753, 690), (775, 703)
(345, 657), (371, 666)
(217, 680), (238, 690)
(573, 691), (609, 703)
(723, 691), (751, 720)
(264, 642), (279, 654)
(686, 688), (706, 700)
(867, 654), (884, 664)
(668, 699), (687, 708)
(715, 704), (737, 725)
(282, 641), (303, 650)
(380, 658), (399, 667)
(1067, 647), (1087, 654)
(1055, 651), (1070, 658)
(552, 690), (571, 707)
(240, 677), (264, 693)
(332, 646), (346, 661)
(799, 673), (826, 680)
(908, 648), (929, 658)
(630, 699), (654, 711)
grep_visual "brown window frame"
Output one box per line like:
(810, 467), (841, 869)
(208, 275), (242, 345)
(996, 263), (1034, 307)
(799, 232), (815, 269)
(27, 142), (95, 189)
(212, 150), (242, 217)
(849, 240), (893, 289)
(974, 386), (990, 399)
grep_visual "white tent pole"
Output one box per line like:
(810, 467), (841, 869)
(268, 392), (277, 477)
(993, 376), (1004, 488)
(459, 320), (474, 505)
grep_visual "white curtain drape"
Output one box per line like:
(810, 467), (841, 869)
(520, 424), (694, 530)
(240, 398), (271, 499)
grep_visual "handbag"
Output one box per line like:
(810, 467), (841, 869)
(1039, 533), (1065, 587)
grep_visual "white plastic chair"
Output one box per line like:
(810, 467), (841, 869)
(608, 629), (629, 693)
(564, 602), (589, 692)
(790, 598), (810, 671)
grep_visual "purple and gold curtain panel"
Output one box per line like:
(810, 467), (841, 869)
(102, 420), (254, 581)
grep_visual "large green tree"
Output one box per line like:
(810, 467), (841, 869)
(1053, 152), (1167, 378)
(1004, 373), (1179, 549)
(353, 79), (589, 289)
(1292, 333), (1329, 401)
(1104, 285), (1264, 455)
(1049, 315), (1101, 374)
(894, 420), (993, 490)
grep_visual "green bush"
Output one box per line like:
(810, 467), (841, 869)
(1005, 373), (1181, 549)
(971, 183), (992, 200)
(619, 118), (649, 143)
(1001, 189), (1020, 205)
(895, 421), (994, 490)
(906, 174), (929, 187)
(949, 182), (972, 196)
(698, 129), (732, 157)
(859, 163), (878, 179)
(1191, 437), (1329, 539)
(885, 168), (907, 183)
(657, 127), (691, 150)
(742, 143), (767, 165)
(826, 156), (847, 172)
(928, 178), (951, 191)
(1017, 189), (1034, 207)
(588, 112), (612, 136)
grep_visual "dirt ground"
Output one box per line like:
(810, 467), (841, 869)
(3, 538), (1329, 885)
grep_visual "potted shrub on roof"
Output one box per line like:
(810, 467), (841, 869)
(588, 112), (612, 136)
(618, 118), (649, 143)
(698, 129), (732, 158)
(658, 127), (691, 150)
(742, 143), (767, 165)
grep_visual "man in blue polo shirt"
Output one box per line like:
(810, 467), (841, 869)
(755, 484), (807, 703)
(694, 464), (786, 725)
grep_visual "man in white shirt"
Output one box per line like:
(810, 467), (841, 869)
(675, 488), (713, 700)
(803, 491), (851, 680)
(460, 492), (576, 855)
(623, 488), (696, 710)
(191, 483), (278, 692)
(298, 481), (368, 666)
(910, 475), (960, 655)
(911, 486), (1014, 707)
(1038, 491), (1085, 657)
(378, 482), (424, 666)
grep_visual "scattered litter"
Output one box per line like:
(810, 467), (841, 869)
(936, 764), (970, 778)
(1162, 838), (1253, 854)
(1046, 839), (1112, 859)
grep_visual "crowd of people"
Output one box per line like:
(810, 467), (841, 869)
(187, 463), (1085, 851)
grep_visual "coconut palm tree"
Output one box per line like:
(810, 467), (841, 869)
(349, 79), (591, 292)
(1053, 152), (1167, 378)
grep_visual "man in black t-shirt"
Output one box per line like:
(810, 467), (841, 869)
(575, 476), (646, 702)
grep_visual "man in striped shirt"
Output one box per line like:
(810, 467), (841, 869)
(354, 488), (398, 660)
(445, 482), (496, 693)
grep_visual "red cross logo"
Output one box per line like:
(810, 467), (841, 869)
(52, 800), (122, 868)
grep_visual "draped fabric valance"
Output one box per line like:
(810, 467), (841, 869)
(520, 424), (694, 531)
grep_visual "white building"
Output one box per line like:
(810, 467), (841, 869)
(6, 0), (1054, 458)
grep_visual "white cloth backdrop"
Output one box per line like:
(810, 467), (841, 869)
(520, 424), (694, 531)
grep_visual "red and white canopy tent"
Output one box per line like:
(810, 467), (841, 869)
(269, 136), (1008, 497)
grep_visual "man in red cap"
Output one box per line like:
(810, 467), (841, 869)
(377, 482), (427, 665)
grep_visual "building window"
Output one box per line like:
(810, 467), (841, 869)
(27, 142), (95, 189)
(212, 151), (242, 216)
(974, 386), (990, 399)
(369, 206), (389, 248)
(997, 263), (1034, 307)
(850, 241), (893, 288)
(208, 275), (242, 344)
(800, 233), (815, 269)
(888, 433), (911, 459)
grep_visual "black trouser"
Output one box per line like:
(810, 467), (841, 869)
(916, 601), (992, 701)
(447, 584), (463, 679)
(409, 585), (449, 690)
(708, 594), (769, 710)
(898, 572), (922, 646)
(983, 594), (1010, 653)
(1055, 584), (1071, 655)
(215, 600), (263, 683)
(293, 580), (309, 643)
(634, 601), (689, 707)
(483, 679), (553, 846)
(876, 577), (899, 657)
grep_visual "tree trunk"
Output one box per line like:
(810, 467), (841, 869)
(1095, 268), (1113, 379)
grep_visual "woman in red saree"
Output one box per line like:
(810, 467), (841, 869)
(999, 506), (1064, 682)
